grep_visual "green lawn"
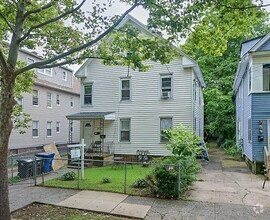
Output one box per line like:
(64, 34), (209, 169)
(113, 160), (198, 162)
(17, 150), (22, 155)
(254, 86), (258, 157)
(44, 165), (152, 196)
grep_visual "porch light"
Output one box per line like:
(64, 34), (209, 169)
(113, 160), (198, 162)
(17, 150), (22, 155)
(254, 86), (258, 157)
(85, 123), (91, 127)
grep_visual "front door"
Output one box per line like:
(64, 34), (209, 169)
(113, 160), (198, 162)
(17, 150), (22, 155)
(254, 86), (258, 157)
(83, 121), (93, 150)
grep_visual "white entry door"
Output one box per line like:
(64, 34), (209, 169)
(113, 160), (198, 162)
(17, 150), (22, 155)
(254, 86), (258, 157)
(83, 121), (93, 150)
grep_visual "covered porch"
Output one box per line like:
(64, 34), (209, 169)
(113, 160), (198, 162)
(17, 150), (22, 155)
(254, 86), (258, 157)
(66, 112), (116, 159)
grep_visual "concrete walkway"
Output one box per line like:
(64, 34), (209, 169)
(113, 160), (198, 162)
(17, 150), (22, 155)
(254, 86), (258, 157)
(9, 147), (270, 219)
(185, 147), (270, 208)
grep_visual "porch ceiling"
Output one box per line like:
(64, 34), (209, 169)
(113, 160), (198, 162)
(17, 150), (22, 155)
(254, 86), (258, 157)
(66, 111), (115, 120)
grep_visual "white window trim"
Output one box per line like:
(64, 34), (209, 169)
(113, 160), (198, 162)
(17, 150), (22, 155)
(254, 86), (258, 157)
(32, 89), (39, 107)
(32, 120), (39, 138)
(17, 97), (23, 108)
(160, 117), (173, 143)
(47, 92), (52, 108)
(56, 94), (60, 106)
(47, 121), (52, 137)
(56, 122), (60, 133)
(63, 71), (67, 81)
(45, 68), (52, 76)
(160, 74), (173, 99)
(120, 77), (131, 101)
(27, 57), (35, 66)
(82, 82), (93, 106)
(248, 117), (252, 144)
(70, 97), (74, 108)
(119, 118), (131, 142)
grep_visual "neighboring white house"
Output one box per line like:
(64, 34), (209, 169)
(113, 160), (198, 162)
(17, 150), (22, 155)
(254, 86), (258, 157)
(67, 15), (205, 157)
(9, 48), (80, 154)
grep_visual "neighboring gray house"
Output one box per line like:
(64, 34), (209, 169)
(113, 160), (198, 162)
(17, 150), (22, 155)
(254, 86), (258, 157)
(234, 33), (270, 172)
(67, 15), (205, 157)
(9, 48), (80, 154)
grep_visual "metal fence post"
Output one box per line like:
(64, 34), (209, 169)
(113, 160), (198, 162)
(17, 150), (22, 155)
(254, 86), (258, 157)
(11, 156), (14, 185)
(77, 160), (80, 189)
(178, 162), (181, 197)
(124, 161), (127, 194)
(33, 157), (37, 185)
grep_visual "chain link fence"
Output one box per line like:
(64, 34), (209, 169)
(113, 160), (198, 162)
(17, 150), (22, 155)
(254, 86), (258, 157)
(8, 155), (198, 198)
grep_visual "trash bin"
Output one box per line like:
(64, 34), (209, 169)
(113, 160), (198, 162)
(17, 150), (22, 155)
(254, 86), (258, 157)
(17, 159), (34, 178)
(36, 153), (55, 173)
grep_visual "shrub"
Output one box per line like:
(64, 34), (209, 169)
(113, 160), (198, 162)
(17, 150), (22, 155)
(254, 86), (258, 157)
(62, 171), (76, 181)
(101, 177), (111, 184)
(132, 178), (148, 188)
(145, 124), (202, 198)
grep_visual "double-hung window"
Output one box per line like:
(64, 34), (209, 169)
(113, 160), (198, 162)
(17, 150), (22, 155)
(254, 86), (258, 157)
(47, 121), (52, 137)
(32, 121), (39, 138)
(83, 83), (92, 105)
(70, 97), (73, 107)
(263, 64), (270, 91)
(27, 57), (35, 66)
(120, 118), (130, 142)
(56, 122), (60, 133)
(33, 90), (39, 106)
(56, 94), (60, 105)
(63, 71), (67, 81)
(121, 79), (130, 100)
(160, 118), (172, 142)
(161, 75), (172, 98)
(47, 92), (52, 107)
(248, 118), (252, 143)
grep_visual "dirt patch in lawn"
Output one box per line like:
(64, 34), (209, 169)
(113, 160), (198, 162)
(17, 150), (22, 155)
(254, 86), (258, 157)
(11, 203), (131, 220)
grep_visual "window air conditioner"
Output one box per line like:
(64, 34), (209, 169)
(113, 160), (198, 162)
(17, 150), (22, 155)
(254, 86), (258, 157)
(162, 91), (170, 99)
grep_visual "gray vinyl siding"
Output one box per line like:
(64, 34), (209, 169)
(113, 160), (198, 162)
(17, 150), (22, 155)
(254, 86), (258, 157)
(251, 93), (270, 162)
(193, 71), (204, 138)
(243, 72), (253, 160)
(80, 57), (195, 156)
(9, 50), (80, 150)
(17, 50), (74, 88)
(9, 86), (80, 149)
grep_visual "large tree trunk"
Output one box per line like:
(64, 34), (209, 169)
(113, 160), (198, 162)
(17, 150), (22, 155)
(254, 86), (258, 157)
(0, 69), (16, 220)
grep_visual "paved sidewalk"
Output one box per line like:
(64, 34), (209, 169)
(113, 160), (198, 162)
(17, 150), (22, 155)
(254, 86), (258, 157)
(9, 147), (270, 219)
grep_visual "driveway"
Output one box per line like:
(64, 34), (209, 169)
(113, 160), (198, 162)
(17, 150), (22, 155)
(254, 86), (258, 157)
(185, 146), (270, 209)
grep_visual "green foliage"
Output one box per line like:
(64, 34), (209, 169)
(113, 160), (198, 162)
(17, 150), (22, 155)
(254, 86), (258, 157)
(145, 124), (202, 198)
(182, 10), (270, 143)
(62, 171), (76, 181)
(8, 176), (22, 184)
(101, 177), (111, 184)
(164, 123), (202, 158)
(132, 178), (148, 188)
(146, 164), (178, 199)
(223, 143), (242, 160)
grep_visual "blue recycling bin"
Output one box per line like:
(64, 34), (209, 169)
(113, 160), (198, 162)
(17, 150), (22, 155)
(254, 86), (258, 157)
(36, 153), (55, 173)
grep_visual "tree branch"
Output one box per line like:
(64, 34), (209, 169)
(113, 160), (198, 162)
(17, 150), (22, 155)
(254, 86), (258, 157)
(19, 0), (86, 43)
(214, 0), (270, 10)
(24, 0), (57, 18)
(37, 56), (112, 69)
(0, 12), (15, 34)
(15, 2), (141, 75)
(0, 49), (8, 73)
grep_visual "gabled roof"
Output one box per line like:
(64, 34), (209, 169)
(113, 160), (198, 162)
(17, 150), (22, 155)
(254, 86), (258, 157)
(75, 15), (205, 88)
(234, 33), (270, 92)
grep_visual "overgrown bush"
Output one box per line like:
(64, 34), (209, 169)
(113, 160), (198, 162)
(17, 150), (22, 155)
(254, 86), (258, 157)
(145, 124), (202, 198)
(101, 177), (111, 184)
(132, 178), (148, 188)
(224, 144), (242, 160)
(62, 171), (76, 181)
(146, 163), (178, 198)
